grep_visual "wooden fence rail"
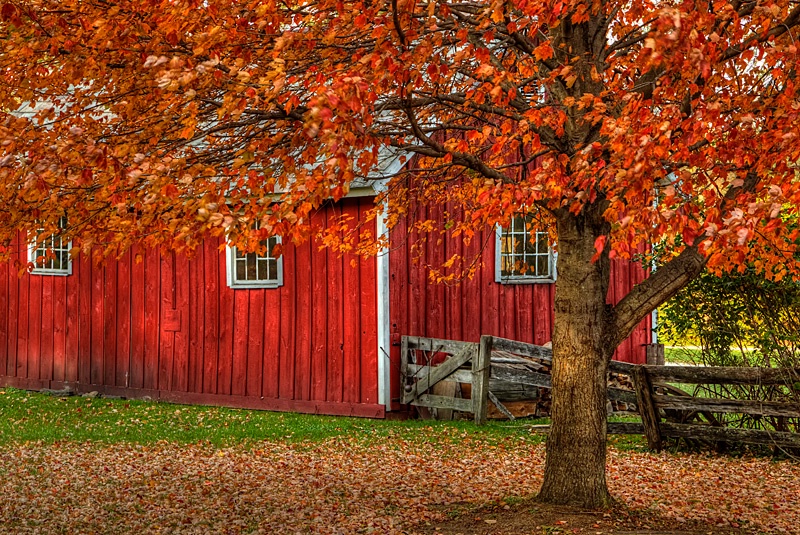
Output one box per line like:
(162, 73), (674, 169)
(401, 335), (800, 450)
(634, 364), (800, 450)
(400, 335), (636, 424)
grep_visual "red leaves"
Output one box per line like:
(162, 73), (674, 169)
(0, 3), (19, 24)
(592, 235), (607, 262)
(0, 437), (798, 533)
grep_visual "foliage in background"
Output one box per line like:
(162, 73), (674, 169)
(660, 268), (800, 434)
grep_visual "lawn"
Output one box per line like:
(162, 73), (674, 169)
(664, 346), (703, 364)
(0, 387), (543, 447)
(1, 388), (798, 534)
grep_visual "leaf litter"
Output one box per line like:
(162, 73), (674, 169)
(0, 436), (797, 534)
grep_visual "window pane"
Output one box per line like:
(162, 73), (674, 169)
(256, 258), (269, 280)
(245, 253), (257, 280)
(537, 255), (549, 276)
(500, 215), (553, 280)
(231, 233), (281, 285)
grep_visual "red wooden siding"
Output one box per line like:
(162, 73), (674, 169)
(388, 205), (652, 405)
(0, 199), (383, 418)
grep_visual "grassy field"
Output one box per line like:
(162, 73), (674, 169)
(0, 387), (554, 447)
(0, 387), (651, 453)
(664, 346), (703, 364)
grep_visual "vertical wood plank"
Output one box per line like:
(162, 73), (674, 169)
(116, 252), (132, 388)
(202, 239), (219, 394)
(342, 202), (361, 404)
(278, 243), (296, 399)
(90, 258), (104, 385)
(28, 272), (42, 381)
(0, 248), (9, 376)
(359, 201), (378, 404)
(325, 221), (343, 403)
(231, 289), (250, 397)
(78, 253), (92, 384)
(428, 204), (445, 339)
(6, 238), (19, 377)
(461, 223), (482, 342)
(39, 275), (54, 381)
(103, 260), (118, 387)
(449, 204), (464, 342)
(159, 253), (175, 391)
(611, 258), (630, 361)
(187, 247), (204, 393)
(52, 275), (66, 382)
(409, 204), (426, 337)
(217, 245), (234, 396)
(65, 259), (78, 382)
(387, 214), (407, 402)
(246, 289), (264, 398)
(172, 253), (190, 391)
(473, 335), (492, 425)
(310, 219), (328, 401)
(633, 366), (662, 451)
(533, 284), (552, 345)
(293, 240), (312, 401)
(143, 248), (160, 390)
(518, 285), (535, 344)
(262, 280), (281, 399)
(17, 266), (29, 378)
(483, 229), (500, 338)
(130, 247), (146, 389)
(399, 335), (409, 403)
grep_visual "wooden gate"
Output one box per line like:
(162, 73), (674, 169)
(400, 336), (491, 424)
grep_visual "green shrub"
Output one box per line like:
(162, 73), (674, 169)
(660, 267), (800, 435)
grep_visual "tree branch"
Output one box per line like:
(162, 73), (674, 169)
(610, 245), (706, 346)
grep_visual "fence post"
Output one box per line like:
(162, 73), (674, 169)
(646, 343), (665, 366)
(633, 366), (662, 451)
(473, 335), (492, 425)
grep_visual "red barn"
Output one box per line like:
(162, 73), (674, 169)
(0, 185), (651, 417)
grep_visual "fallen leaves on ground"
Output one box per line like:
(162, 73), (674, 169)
(0, 434), (797, 534)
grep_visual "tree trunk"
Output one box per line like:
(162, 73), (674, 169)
(537, 209), (615, 509)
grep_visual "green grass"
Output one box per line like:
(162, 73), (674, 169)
(0, 388), (549, 447)
(664, 346), (703, 364)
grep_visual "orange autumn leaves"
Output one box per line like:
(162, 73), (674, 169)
(0, 438), (799, 533)
(0, 0), (799, 280)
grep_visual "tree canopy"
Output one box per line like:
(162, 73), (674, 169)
(3, 0), (800, 509)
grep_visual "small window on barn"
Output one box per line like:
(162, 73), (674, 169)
(495, 214), (556, 284)
(225, 231), (283, 289)
(29, 217), (72, 276)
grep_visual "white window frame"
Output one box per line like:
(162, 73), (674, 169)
(225, 234), (283, 289)
(29, 218), (72, 276)
(495, 216), (557, 284)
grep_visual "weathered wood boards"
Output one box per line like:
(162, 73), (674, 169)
(402, 335), (800, 452)
(632, 363), (800, 451)
(646, 365), (800, 385)
(633, 366), (662, 451)
(400, 335), (640, 423)
(400, 335), (493, 423)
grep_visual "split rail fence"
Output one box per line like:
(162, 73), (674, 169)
(401, 335), (800, 449)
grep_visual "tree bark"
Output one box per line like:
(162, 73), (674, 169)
(537, 208), (615, 509)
